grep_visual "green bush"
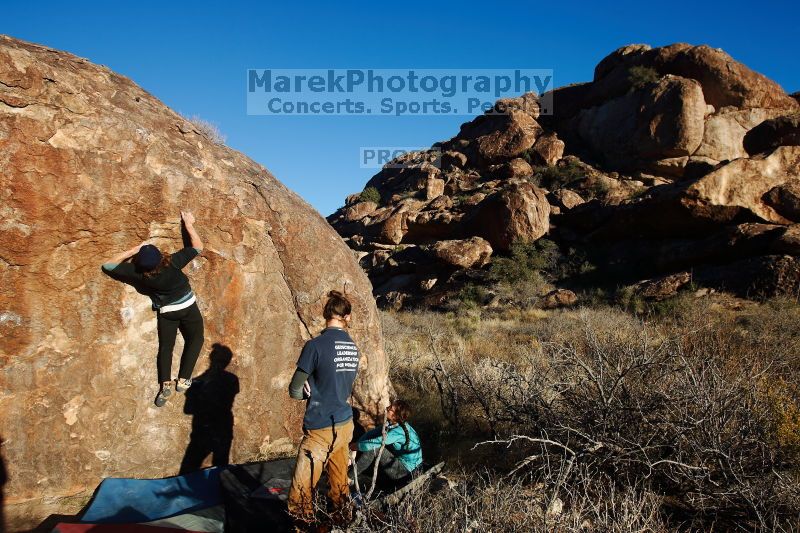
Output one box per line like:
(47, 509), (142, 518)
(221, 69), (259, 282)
(360, 186), (382, 204)
(457, 283), (492, 307)
(616, 285), (645, 314)
(489, 240), (560, 284)
(555, 245), (596, 280)
(527, 159), (585, 190)
(489, 239), (593, 286)
(628, 65), (660, 90)
(586, 178), (612, 199)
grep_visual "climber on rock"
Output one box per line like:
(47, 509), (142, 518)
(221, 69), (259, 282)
(101, 211), (205, 407)
(286, 290), (361, 528)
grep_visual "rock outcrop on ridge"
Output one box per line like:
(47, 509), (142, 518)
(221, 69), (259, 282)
(328, 43), (800, 309)
(0, 35), (390, 528)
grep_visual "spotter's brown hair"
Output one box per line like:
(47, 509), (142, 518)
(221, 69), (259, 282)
(323, 290), (352, 320)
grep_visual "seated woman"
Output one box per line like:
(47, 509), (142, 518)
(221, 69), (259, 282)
(350, 400), (422, 484)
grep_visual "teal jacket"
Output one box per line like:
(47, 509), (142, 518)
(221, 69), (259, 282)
(356, 422), (422, 472)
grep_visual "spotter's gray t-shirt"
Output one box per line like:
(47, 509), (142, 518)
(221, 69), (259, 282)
(295, 327), (360, 430)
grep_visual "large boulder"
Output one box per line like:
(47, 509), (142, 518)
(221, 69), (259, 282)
(529, 132), (565, 166)
(743, 113), (800, 156)
(465, 182), (550, 251)
(773, 225), (800, 255)
(491, 157), (534, 180)
(764, 182), (800, 221)
(651, 44), (798, 111)
(405, 209), (463, 242)
(583, 222), (787, 278)
(540, 288), (578, 309)
(427, 237), (493, 269)
(375, 199), (427, 244)
(575, 75), (706, 172)
(590, 43), (799, 111)
(549, 189), (585, 210)
(425, 175), (446, 200)
(631, 272), (692, 301)
(343, 201), (378, 222)
(0, 36), (390, 528)
(681, 145), (800, 225)
(692, 107), (791, 164)
(494, 91), (541, 119)
(363, 150), (441, 201)
(449, 108), (543, 166)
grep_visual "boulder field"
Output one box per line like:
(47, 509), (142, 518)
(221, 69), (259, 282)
(327, 43), (800, 309)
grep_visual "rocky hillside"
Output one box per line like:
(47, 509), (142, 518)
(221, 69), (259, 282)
(328, 43), (800, 310)
(0, 35), (390, 529)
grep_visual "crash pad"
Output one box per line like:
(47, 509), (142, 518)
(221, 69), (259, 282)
(80, 467), (222, 523)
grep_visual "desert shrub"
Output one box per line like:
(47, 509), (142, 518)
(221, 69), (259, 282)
(585, 177), (612, 199)
(576, 287), (611, 308)
(456, 283), (492, 307)
(360, 186), (382, 204)
(615, 284), (644, 314)
(383, 301), (800, 530)
(181, 113), (226, 143)
(550, 245), (595, 281)
(616, 288), (696, 319)
(527, 159), (586, 190)
(488, 243), (554, 305)
(646, 293), (689, 317)
(487, 240), (592, 305)
(489, 240), (560, 284)
(474, 315), (797, 528)
(763, 378), (800, 456)
(628, 65), (660, 90)
(352, 467), (670, 532)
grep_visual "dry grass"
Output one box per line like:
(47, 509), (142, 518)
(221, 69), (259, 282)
(366, 294), (800, 531)
(349, 468), (671, 533)
(179, 113), (227, 144)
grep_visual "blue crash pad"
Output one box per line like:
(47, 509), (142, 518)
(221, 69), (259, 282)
(81, 467), (222, 523)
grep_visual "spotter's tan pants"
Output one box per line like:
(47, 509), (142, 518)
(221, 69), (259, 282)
(287, 419), (354, 521)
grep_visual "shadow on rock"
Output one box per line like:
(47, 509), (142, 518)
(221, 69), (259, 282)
(180, 343), (240, 474)
(1, 435), (6, 533)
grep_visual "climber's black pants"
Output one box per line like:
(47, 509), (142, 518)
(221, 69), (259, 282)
(156, 302), (204, 383)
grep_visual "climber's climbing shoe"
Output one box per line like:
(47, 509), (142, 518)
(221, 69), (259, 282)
(154, 382), (173, 407)
(175, 378), (192, 393)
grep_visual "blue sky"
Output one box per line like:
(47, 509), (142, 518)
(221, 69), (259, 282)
(3, 0), (798, 216)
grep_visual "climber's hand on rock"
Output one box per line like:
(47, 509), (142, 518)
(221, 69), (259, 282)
(181, 210), (196, 226)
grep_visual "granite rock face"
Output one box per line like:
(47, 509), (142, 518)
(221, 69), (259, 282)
(542, 43), (799, 178)
(590, 43), (797, 111)
(0, 35), (390, 528)
(680, 146), (800, 225)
